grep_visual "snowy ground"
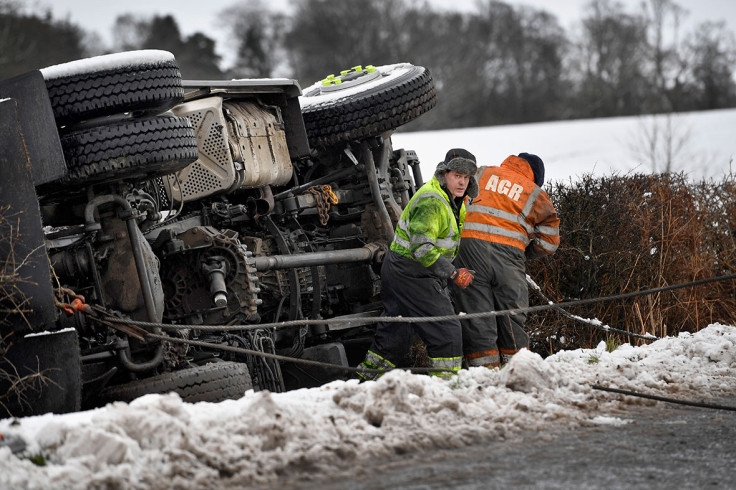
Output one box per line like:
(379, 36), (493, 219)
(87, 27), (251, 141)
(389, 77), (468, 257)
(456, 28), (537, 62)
(393, 108), (736, 184)
(2, 324), (735, 489)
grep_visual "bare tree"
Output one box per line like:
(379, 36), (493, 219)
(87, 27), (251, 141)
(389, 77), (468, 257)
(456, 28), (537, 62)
(0, 1), (86, 79)
(573, 0), (650, 117)
(111, 14), (150, 52)
(640, 0), (688, 112)
(220, 0), (290, 78)
(111, 14), (223, 79)
(284, 0), (419, 84)
(628, 112), (695, 174)
(685, 21), (736, 110)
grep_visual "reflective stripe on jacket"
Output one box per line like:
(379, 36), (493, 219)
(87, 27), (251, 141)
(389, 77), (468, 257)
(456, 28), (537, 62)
(390, 176), (465, 268)
(462, 155), (559, 257)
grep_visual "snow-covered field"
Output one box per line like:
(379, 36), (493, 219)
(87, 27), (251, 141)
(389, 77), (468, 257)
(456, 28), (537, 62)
(2, 324), (735, 489)
(393, 108), (736, 184)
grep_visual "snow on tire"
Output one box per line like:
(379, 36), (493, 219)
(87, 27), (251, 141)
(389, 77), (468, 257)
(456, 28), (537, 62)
(57, 114), (199, 186)
(40, 50), (184, 125)
(101, 361), (253, 404)
(299, 63), (437, 148)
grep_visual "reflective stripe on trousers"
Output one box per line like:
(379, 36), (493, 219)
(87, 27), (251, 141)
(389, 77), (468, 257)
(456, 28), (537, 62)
(500, 348), (520, 366)
(357, 349), (396, 381)
(428, 356), (462, 377)
(465, 349), (500, 367)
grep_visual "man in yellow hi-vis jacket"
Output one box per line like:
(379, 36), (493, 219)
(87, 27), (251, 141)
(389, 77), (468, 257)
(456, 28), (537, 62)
(357, 149), (478, 380)
(452, 153), (560, 368)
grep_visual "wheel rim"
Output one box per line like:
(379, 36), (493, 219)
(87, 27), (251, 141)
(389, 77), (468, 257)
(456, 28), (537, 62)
(300, 62), (419, 107)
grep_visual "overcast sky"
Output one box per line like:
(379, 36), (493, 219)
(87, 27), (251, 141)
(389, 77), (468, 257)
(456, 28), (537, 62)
(39, 0), (736, 68)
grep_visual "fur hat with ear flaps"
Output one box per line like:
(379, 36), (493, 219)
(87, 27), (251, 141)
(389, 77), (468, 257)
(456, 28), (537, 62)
(435, 148), (479, 198)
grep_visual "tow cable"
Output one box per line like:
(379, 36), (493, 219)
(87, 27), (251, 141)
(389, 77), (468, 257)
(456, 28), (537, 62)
(57, 272), (736, 412)
(591, 385), (736, 412)
(90, 272), (736, 341)
(525, 275), (656, 341)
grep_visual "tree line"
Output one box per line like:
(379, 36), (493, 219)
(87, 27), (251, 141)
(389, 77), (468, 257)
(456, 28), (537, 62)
(1, 0), (735, 130)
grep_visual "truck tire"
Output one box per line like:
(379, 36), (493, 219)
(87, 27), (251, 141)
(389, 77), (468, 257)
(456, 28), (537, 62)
(58, 114), (198, 186)
(101, 361), (252, 404)
(299, 63), (437, 148)
(41, 50), (184, 125)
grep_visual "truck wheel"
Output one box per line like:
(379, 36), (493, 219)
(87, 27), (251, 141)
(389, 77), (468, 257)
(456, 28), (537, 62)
(100, 361), (252, 404)
(41, 50), (184, 125)
(299, 63), (437, 148)
(57, 114), (198, 186)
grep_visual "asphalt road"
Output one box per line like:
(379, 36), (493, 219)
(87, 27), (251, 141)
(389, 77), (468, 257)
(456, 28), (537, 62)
(278, 397), (736, 489)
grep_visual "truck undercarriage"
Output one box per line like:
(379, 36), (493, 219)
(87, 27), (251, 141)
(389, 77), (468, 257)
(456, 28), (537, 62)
(0, 53), (436, 415)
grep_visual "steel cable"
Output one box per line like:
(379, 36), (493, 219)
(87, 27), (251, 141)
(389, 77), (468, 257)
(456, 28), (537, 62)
(82, 272), (736, 414)
(591, 384), (736, 412)
(90, 272), (736, 339)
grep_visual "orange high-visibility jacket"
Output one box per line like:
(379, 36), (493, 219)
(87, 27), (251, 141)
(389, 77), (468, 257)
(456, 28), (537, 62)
(462, 155), (560, 258)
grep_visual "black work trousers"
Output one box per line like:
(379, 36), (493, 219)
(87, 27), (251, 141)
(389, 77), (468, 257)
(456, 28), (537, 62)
(451, 238), (529, 366)
(369, 250), (462, 367)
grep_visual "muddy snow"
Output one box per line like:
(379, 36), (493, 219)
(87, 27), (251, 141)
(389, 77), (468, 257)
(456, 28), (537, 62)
(1, 324), (734, 489)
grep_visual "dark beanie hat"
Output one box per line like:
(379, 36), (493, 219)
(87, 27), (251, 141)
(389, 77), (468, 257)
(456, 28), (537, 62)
(518, 152), (544, 187)
(435, 148), (479, 198)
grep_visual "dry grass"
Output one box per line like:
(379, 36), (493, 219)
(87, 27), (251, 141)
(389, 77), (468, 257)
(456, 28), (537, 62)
(527, 171), (736, 354)
(0, 204), (50, 415)
(0, 205), (35, 327)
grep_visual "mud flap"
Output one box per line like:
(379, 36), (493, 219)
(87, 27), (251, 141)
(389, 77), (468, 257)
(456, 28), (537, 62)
(282, 342), (349, 390)
(0, 76), (65, 337)
(0, 329), (82, 417)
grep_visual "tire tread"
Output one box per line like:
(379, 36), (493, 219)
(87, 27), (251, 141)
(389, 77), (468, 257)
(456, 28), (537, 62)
(101, 361), (252, 404)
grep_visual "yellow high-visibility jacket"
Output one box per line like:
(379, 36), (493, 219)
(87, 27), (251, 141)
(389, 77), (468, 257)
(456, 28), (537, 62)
(390, 176), (465, 269)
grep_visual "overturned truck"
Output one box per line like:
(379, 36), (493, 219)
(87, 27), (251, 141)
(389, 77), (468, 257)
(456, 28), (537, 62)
(0, 51), (436, 415)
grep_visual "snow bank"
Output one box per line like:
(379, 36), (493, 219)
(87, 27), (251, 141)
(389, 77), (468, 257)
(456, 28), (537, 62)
(1, 324), (735, 489)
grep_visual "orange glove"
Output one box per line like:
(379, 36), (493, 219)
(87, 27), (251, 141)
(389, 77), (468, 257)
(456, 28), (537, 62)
(450, 268), (475, 289)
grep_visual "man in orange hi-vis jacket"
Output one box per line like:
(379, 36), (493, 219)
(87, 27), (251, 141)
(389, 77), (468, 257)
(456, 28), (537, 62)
(450, 153), (560, 368)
